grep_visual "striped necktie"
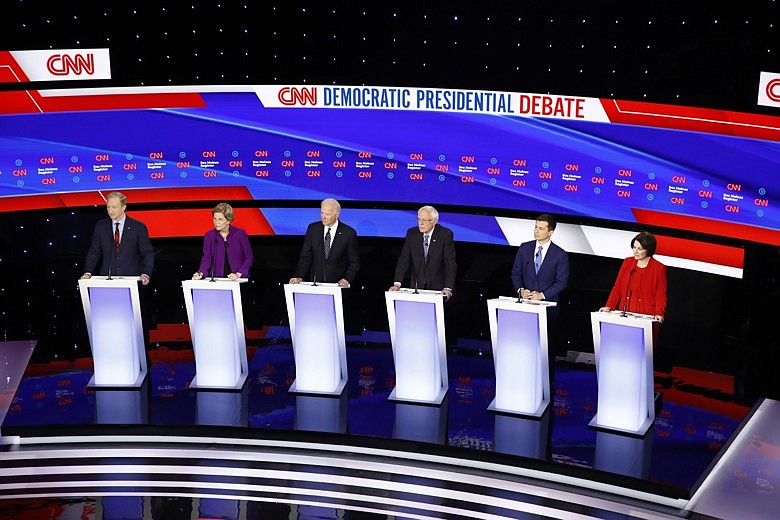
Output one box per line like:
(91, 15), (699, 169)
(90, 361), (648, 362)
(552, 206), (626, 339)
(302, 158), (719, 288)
(324, 227), (331, 259)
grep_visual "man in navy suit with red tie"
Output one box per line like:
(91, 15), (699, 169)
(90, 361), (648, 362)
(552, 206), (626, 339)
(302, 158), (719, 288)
(81, 191), (154, 284)
(511, 214), (569, 370)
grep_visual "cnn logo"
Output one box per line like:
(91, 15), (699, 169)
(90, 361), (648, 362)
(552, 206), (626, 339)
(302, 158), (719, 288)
(46, 53), (95, 76)
(278, 87), (317, 106)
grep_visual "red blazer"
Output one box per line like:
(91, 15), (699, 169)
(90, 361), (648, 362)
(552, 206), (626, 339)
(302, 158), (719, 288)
(604, 256), (667, 317)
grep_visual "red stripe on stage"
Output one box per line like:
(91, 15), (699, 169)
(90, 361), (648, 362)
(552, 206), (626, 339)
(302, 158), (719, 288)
(37, 92), (207, 112)
(600, 98), (780, 141)
(633, 208), (780, 247)
(0, 187), (256, 213)
(655, 236), (744, 269)
(132, 207), (276, 238)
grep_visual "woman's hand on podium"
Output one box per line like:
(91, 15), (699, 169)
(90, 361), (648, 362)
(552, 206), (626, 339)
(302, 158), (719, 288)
(599, 306), (611, 312)
(192, 272), (203, 280)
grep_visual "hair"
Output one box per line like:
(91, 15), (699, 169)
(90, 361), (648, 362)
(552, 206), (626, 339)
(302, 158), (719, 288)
(106, 191), (127, 206)
(632, 231), (657, 256)
(535, 213), (557, 231)
(212, 202), (234, 222)
(419, 205), (439, 220)
(321, 198), (341, 213)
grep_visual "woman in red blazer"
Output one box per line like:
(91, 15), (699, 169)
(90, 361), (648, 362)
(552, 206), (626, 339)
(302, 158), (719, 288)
(599, 231), (667, 321)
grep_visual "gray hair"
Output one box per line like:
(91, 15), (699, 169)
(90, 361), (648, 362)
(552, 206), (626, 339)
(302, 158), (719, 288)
(321, 198), (341, 213)
(419, 205), (439, 220)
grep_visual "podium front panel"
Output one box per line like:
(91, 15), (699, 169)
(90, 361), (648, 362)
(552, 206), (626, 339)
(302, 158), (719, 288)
(393, 299), (441, 402)
(495, 308), (542, 412)
(191, 288), (241, 387)
(590, 311), (656, 435)
(598, 322), (647, 431)
(85, 284), (142, 386)
(293, 289), (346, 393)
(487, 298), (554, 417)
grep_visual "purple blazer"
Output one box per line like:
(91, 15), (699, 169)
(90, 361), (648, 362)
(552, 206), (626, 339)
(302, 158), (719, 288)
(197, 226), (254, 278)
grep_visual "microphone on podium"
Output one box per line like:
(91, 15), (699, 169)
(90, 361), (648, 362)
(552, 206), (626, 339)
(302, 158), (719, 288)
(209, 237), (217, 282)
(622, 268), (636, 317)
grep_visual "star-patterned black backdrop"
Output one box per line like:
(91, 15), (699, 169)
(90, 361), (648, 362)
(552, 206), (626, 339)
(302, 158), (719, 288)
(2, 2), (779, 114)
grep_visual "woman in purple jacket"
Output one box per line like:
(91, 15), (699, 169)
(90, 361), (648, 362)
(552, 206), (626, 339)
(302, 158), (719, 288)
(192, 203), (254, 280)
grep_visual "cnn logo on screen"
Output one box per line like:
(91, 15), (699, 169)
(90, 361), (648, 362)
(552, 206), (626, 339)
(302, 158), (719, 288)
(758, 72), (780, 108)
(8, 48), (111, 82)
(46, 53), (95, 76)
(278, 87), (318, 106)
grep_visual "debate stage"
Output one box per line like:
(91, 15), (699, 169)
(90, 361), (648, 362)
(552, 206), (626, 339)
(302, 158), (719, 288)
(1, 327), (778, 520)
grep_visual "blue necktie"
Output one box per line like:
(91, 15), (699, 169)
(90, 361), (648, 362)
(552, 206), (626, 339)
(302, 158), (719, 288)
(534, 245), (542, 273)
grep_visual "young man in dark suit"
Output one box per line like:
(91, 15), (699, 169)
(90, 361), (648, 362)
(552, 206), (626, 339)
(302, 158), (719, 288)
(81, 191), (154, 283)
(511, 213), (570, 377)
(389, 205), (457, 300)
(289, 198), (360, 286)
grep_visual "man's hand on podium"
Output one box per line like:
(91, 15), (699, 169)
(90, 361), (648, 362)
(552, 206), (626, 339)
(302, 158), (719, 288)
(289, 277), (302, 284)
(442, 288), (453, 301)
(81, 273), (92, 280)
(140, 274), (150, 285)
(337, 278), (350, 287)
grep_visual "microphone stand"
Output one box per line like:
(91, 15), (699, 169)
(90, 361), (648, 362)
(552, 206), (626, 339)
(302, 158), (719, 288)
(413, 281), (419, 294)
(621, 268), (636, 317)
(209, 236), (217, 282)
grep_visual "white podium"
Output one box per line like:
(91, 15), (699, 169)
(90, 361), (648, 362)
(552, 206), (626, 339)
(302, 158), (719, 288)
(284, 282), (348, 395)
(590, 311), (659, 436)
(182, 279), (249, 390)
(487, 297), (557, 417)
(78, 276), (147, 388)
(385, 288), (448, 405)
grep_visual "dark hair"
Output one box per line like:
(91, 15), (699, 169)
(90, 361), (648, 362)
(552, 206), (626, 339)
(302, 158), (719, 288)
(535, 213), (557, 231)
(632, 231), (657, 256)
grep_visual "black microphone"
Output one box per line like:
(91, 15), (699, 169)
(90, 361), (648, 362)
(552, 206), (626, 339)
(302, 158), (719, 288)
(312, 272), (318, 286)
(107, 236), (116, 280)
(209, 237), (217, 282)
(413, 281), (419, 294)
(622, 268), (636, 316)
(224, 239), (230, 277)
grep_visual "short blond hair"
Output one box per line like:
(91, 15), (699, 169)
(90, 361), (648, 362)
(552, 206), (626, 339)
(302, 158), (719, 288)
(212, 202), (234, 222)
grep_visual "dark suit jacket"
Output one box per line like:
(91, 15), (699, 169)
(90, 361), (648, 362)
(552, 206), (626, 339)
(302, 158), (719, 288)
(605, 256), (667, 316)
(511, 240), (569, 301)
(197, 226), (254, 278)
(294, 220), (360, 283)
(84, 215), (154, 277)
(393, 224), (457, 291)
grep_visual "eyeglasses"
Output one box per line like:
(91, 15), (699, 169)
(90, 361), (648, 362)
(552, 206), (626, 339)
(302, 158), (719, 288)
(417, 218), (434, 223)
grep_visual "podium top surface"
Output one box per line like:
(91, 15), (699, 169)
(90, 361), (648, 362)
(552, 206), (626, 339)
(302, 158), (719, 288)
(493, 296), (558, 307)
(82, 276), (141, 281)
(592, 310), (660, 322)
(392, 288), (444, 295)
(182, 278), (248, 287)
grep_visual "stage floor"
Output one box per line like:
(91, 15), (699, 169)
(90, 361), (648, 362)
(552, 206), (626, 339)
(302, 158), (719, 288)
(0, 330), (777, 519)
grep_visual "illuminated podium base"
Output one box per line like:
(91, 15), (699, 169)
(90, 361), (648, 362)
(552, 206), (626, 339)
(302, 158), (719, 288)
(589, 311), (659, 436)
(183, 278), (249, 391)
(79, 276), (148, 389)
(385, 289), (448, 405)
(284, 282), (348, 396)
(487, 297), (556, 418)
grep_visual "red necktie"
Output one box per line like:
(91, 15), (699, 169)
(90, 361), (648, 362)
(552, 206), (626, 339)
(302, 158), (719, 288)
(114, 222), (120, 253)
